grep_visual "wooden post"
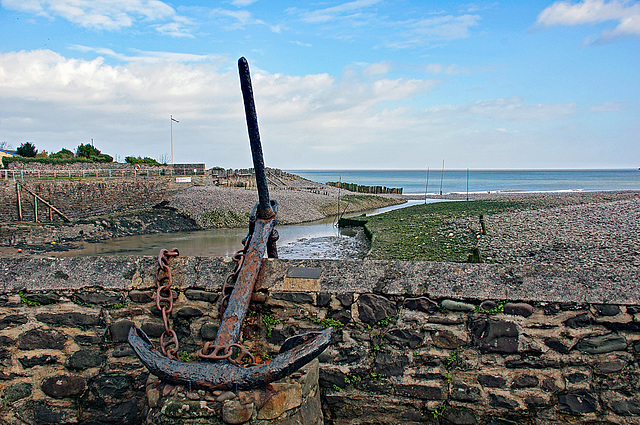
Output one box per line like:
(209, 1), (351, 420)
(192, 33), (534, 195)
(479, 214), (486, 235)
(16, 183), (22, 221)
(49, 205), (52, 222)
(34, 193), (38, 222)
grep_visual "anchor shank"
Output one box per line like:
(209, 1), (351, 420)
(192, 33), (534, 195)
(214, 215), (276, 346)
(238, 57), (273, 219)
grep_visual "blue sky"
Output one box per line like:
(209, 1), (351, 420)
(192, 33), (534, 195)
(0, 0), (638, 170)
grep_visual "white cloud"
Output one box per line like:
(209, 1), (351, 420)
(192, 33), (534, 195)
(536, 0), (640, 43)
(424, 63), (469, 75)
(0, 50), (606, 169)
(299, 0), (382, 23)
(231, 0), (258, 6)
(412, 14), (481, 40)
(1, 0), (194, 36)
(69, 45), (221, 64)
(210, 8), (280, 32)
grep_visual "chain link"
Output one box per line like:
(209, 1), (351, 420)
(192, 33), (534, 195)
(155, 248), (180, 360)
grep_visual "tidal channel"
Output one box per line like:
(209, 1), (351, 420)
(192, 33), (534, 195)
(59, 200), (428, 260)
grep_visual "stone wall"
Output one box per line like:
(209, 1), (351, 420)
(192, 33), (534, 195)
(1, 257), (639, 424)
(0, 176), (206, 223)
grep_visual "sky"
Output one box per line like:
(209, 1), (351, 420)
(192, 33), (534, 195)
(0, 0), (638, 170)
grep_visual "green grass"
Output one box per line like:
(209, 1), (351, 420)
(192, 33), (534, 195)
(364, 198), (537, 262)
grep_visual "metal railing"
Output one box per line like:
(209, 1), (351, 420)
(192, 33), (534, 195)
(1, 168), (177, 180)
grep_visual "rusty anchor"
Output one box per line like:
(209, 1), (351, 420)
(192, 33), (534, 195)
(128, 57), (333, 391)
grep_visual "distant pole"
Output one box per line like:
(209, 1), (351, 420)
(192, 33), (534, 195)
(424, 167), (429, 204)
(170, 115), (179, 165)
(439, 160), (445, 196)
(466, 168), (469, 201)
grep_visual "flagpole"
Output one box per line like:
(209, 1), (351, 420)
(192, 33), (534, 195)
(170, 115), (179, 165)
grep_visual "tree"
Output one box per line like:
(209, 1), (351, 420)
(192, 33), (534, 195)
(76, 143), (101, 159)
(16, 142), (38, 157)
(50, 148), (75, 159)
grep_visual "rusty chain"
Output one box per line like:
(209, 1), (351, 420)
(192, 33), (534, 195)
(155, 248), (180, 360)
(153, 244), (262, 366)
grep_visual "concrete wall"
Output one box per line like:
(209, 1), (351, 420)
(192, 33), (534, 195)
(1, 257), (639, 424)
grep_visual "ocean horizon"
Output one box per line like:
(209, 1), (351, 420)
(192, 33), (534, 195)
(286, 169), (640, 195)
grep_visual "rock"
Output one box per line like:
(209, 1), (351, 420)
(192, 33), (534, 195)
(444, 407), (476, 425)
(469, 319), (518, 353)
(558, 390), (598, 414)
(544, 337), (570, 354)
(199, 322), (219, 340)
(336, 293), (354, 307)
(479, 300), (497, 311)
(272, 291), (315, 304)
(5, 382), (32, 403)
(511, 375), (539, 389)
(22, 293), (60, 305)
(141, 321), (165, 338)
(256, 382), (303, 420)
(0, 314), (28, 330)
(91, 375), (132, 399)
(451, 384), (482, 402)
(112, 344), (135, 358)
(128, 289), (155, 303)
(74, 334), (103, 345)
(41, 374), (86, 398)
(18, 329), (67, 350)
(75, 292), (122, 306)
(66, 349), (105, 369)
(36, 312), (101, 327)
(564, 313), (592, 328)
(441, 299), (475, 312)
(184, 289), (218, 303)
(223, 400), (255, 424)
(109, 319), (134, 342)
(432, 329), (466, 349)
(565, 372), (589, 383)
(316, 292), (331, 307)
(489, 393), (519, 409)
(357, 294), (396, 325)
(594, 304), (621, 316)
(327, 309), (352, 325)
(595, 359), (627, 374)
(176, 307), (203, 318)
(374, 352), (410, 376)
(18, 354), (58, 368)
(477, 374), (506, 388)
(403, 296), (438, 313)
(384, 328), (423, 348)
(525, 396), (549, 408)
(503, 302), (534, 317)
(610, 399), (640, 416)
(575, 333), (627, 354)
(396, 383), (446, 400)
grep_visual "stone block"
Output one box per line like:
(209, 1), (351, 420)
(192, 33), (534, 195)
(503, 302), (534, 317)
(18, 329), (67, 350)
(441, 299), (475, 312)
(256, 382), (303, 420)
(66, 349), (105, 370)
(575, 333), (627, 354)
(469, 319), (518, 353)
(36, 312), (101, 327)
(357, 294), (396, 325)
(558, 390), (598, 414)
(41, 374), (86, 398)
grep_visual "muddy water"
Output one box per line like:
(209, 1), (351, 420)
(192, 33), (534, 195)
(58, 200), (425, 260)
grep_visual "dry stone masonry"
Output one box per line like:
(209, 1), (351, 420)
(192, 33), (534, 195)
(0, 257), (639, 424)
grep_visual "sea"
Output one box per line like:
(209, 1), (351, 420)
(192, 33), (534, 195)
(287, 169), (640, 195)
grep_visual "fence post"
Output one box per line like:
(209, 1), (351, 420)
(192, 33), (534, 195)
(16, 183), (22, 221)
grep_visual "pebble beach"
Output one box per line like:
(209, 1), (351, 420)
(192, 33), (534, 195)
(450, 191), (640, 271)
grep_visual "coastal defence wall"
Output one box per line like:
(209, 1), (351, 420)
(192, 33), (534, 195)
(0, 176), (207, 222)
(1, 257), (640, 424)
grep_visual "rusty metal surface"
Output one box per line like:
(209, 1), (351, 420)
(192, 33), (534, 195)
(128, 56), (333, 391)
(129, 327), (332, 391)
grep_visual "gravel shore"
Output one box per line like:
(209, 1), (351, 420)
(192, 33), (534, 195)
(166, 182), (403, 227)
(449, 191), (640, 271)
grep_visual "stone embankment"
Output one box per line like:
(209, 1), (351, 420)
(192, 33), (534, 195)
(1, 257), (640, 424)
